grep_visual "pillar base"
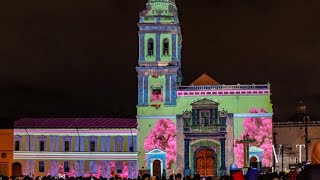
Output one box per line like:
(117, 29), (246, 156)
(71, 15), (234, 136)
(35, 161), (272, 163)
(219, 166), (227, 177)
(184, 168), (191, 176)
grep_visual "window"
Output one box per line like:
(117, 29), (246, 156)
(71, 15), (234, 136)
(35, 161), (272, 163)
(151, 85), (163, 102)
(39, 141), (45, 151)
(64, 161), (70, 172)
(90, 141), (95, 152)
(14, 135), (22, 151)
(163, 38), (169, 55)
(147, 38), (154, 56)
(200, 111), (210, 126)
(39, 161), (45, 172)
(115, 161), (123, 174)
(116, 141), (122, 152)
(114, 136), (123, 152)
(64, 141), (70, 152)
(89, 161), (98, 174)
(15, 141), (20, 151)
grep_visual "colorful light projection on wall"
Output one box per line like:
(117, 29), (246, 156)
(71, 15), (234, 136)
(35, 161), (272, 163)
(234, 108), (273, 167)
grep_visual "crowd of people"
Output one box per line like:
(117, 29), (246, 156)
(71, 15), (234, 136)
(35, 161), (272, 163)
(2, 140), (320, 180)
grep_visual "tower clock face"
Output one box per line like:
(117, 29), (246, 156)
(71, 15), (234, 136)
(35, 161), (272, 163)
(1, 153), (6, 159)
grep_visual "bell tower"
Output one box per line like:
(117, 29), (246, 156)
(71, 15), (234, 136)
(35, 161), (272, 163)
(136, 0), (182, 107)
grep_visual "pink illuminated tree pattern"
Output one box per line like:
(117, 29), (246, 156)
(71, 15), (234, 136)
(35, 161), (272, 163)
(234, 108), (273, 167)
(110, 161), (128, 179)
(144, 119), (176, 168)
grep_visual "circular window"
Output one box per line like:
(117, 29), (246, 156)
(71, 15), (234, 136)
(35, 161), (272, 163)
(1, 153), (6, 159)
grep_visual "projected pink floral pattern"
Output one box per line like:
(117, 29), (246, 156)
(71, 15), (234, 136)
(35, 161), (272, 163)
(234, 108), (272, 167)
(144, 119), (176, 168)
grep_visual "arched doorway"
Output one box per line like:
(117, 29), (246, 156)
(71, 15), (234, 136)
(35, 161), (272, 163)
(152, 160), (161, 177)
(195, 149), (215, 176)
(12, 162), (22, 177)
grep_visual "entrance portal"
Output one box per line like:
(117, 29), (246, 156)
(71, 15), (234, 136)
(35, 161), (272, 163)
(196, 149), (214, 176)
(152, 160), (161, 177)
(12, 162), (22, 177)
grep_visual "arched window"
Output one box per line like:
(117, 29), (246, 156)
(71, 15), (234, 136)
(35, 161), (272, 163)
(39, 161), (45, 172)
(64, 161), (70, 172)
(163, 38), (169, 56)
(148, 38), (154, 56)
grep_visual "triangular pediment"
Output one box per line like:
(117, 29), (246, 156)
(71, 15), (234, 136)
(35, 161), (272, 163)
(146, 148), (166, 155)
(191, 73), (220, 86)
(191, 98), (219, 106)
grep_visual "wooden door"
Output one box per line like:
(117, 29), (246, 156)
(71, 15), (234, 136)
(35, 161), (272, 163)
(196, 149), (214, 176)
(12, 162), (22, 177)
(0, 163), (8, 176)
(153, 160), (161, 177)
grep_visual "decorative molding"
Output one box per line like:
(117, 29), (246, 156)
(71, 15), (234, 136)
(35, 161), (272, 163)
(233, 113), (273, 118)
(177, 90), (271, 97)
(138, 23), (180, 33)
(136, 66), (179, 75)
(14, 151), (139, 160)
(136, 115), (176, 119)
(14, 129), (138, 136)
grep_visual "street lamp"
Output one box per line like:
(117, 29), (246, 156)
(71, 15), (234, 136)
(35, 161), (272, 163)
(296, 101), (310, 162)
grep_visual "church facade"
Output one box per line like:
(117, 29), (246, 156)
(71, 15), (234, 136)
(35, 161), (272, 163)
(136, 0), (273, 178)
(3, 0), (273, 178)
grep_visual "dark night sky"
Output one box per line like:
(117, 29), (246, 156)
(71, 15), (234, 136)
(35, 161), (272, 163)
(1, 0), (320, 127)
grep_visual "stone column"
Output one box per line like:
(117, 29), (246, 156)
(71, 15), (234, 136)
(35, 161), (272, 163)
(128, 161), (133, 179)
(75, 160), (80, 177)
(106, 161), (111, 178)
(143, 75), (149, 105)
(219, 138), (227, 176)
(138, 75), (144, 106)
(165, 75), (171, 105)
(79, 160), (85, 177)
(170, 74), (177, 106)
(184, 139), (191, 176)
(139, 33), (145, 61)
(100, 161), (106, 178)
(156, 33), (161, 61)
(134, 160), (138, 179)
(171, 34), (177, 61)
